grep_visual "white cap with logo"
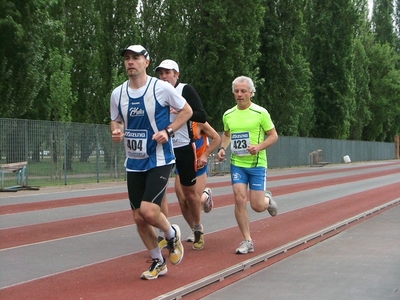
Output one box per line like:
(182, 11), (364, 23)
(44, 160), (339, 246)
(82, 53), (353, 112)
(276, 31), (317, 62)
(121, 45), (150, 60)
(155, 59), (180, 72)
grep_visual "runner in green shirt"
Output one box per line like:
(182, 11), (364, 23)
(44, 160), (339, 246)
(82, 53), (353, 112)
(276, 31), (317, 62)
(217, 76), (279, 254)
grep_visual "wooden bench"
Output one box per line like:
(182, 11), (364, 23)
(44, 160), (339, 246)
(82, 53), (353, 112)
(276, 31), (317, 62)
(0, 161), (40, 192)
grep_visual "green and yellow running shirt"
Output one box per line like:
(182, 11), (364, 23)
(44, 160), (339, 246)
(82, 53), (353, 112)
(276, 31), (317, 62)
(222, 103), (275, 168)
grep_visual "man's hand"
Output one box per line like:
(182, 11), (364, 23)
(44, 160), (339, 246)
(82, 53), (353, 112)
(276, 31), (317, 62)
(197, 154), (208, 168)
(112, 129), (124, 143)
(217, 148), (226, 162)
(247, 144), (260, 155)
(153, 130), (169, 144)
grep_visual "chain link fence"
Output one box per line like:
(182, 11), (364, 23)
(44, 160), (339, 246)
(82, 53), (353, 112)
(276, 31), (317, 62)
(0, 119), (126, 189)
(0, 118), (397, 189)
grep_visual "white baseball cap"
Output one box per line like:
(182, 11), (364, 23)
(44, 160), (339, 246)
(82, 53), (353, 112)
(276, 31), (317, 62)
(155, 59), (180, 72)
(121, 45), (150, 60)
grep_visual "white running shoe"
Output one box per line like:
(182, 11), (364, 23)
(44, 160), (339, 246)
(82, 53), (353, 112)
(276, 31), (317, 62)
(187, 230), (195, 242)
(203, 187), (213, 213)
(266, 190), (278, 217)
(236, 240), (254, 254)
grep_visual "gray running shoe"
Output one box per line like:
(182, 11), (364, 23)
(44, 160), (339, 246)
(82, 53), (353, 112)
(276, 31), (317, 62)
(203, 187), (213, 213)
(236, 240), (254, 254)
(266, 190), (278, 217)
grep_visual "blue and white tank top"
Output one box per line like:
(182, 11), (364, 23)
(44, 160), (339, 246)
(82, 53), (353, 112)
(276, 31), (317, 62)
(117, 77), (175, 171)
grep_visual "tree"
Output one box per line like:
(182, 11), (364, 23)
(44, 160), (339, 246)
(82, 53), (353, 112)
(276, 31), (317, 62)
(48, 49), (76, 122)
(350, 39), (373, 140)
(94, 0), (141, 124)
(395, 0), (400, 52)
(183, 0), (265, 130)
(349, 0), (373, 140)
(363, 43), (400, 141)
(306, 0), (358, 139)
(1, 0), (398, 143)
(0, 0), (47, 118)
(372, 0), (396, 47)
(258, 0), (314, 137)
(366, 0), (400, 141)
(138, 0), (188, 70)
(63, 0), (141, 126)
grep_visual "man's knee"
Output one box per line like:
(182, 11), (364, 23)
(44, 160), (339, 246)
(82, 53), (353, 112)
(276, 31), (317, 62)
(249, 194), (268, 212)
(181, 185), (198, 201)
(133, 210), (146, 226)
(138, 203), (159, 223)
(234, 194), (247, 208)
(250, 202), (266, 212)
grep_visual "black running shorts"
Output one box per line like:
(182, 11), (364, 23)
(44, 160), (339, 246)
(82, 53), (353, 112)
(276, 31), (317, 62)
(126, 164), (173, 210)
(174, 142), (197, 187)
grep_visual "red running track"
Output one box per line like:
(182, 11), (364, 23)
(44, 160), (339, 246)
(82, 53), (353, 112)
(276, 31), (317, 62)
(0, 162), (399, 299)
(1, 164), (398, 249)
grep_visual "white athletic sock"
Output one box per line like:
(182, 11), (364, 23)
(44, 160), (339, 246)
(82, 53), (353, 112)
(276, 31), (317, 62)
(165, 226), (175, 240)
(149, 246), (163, 261)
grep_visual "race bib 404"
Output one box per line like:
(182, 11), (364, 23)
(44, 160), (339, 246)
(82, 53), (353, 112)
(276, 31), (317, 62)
(124, 129), (149, 159)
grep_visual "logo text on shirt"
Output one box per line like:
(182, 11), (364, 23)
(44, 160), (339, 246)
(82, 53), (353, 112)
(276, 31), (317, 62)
(129, 107), (145, 117)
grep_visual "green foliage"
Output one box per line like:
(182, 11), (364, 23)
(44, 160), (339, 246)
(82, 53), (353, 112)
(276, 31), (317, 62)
(0, 0), (399, 141)
(183, 0), (264, 130)
(363, 42), (400, 141)
(138, 0), (187, 69)
(49, 49), (76, 122)
(0, 0), (47, 118)
(349, 0), (373, 140)
(395, 0), (400, 53)
(306, 0), (358, 139)
(259, 0), (314, 137)
(367, 0), (400, 141)
(350, 38), (372, 140)
(372, 0), (396, 47)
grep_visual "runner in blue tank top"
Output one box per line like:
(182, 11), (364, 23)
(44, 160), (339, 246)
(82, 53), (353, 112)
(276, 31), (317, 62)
(110, 45), (192, 280)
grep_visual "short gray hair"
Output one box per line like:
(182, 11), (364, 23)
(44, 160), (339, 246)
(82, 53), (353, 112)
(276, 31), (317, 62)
(232, 76), (256, 94)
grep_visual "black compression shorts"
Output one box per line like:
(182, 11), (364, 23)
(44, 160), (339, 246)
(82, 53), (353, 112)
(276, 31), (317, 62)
(174, 142), (197, 187)
(126, 164), (173, 210)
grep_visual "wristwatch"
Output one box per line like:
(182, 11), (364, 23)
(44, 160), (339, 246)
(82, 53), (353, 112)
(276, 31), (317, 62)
(165, 126), (175, 138)
(218, 146), (225, 152)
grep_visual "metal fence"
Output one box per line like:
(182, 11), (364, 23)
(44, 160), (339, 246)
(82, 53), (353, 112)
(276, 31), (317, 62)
(0, 118), (126, 189)
(267, 136), (396, 168)
(0, 118), (397, 189)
